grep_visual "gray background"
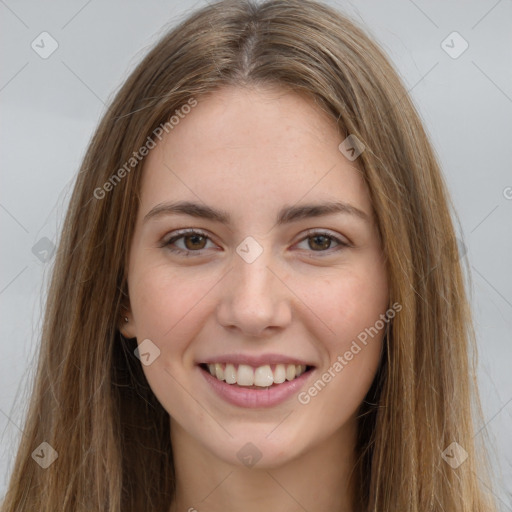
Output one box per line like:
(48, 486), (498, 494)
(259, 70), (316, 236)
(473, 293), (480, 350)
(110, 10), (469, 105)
(1, 0), (511, 508)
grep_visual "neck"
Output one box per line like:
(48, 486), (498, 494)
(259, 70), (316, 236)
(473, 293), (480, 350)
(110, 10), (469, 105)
(168, 419), (358, 512)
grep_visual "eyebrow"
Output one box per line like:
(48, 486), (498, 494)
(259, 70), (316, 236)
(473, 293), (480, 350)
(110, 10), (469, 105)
(144, 200), (371, 226)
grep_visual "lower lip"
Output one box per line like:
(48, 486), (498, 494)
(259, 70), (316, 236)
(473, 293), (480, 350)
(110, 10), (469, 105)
(199, 366), (315, 408)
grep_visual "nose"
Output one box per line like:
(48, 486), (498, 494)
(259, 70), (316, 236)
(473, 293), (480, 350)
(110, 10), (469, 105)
(215, 245), (292, 338)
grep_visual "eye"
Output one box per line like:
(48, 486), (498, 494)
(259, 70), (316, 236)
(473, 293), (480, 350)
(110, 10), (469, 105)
(160, 229), (350, 257)
(161, 229), (217, 256)
(294, 230), (350, 255)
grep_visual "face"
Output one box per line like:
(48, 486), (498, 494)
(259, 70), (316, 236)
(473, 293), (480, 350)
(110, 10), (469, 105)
(121, 85), (389, 468)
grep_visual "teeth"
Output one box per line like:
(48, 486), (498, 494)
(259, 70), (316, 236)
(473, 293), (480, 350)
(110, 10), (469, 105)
(215, 363), (224, 380)
(205, 363), (308, 387)
(273, 364), (286, 384)
(237, 364), (254, 386)
(224, 363), (237, 384)
(254, 365), (273, 387)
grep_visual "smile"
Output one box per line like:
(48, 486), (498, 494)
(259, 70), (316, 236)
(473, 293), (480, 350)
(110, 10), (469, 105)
(201, 362), (311, 388)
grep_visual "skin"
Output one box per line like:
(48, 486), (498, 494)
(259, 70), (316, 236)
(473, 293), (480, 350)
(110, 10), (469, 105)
(120, 85), (389, 512)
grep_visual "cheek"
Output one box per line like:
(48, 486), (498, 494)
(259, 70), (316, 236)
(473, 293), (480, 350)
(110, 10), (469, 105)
(129, 266), (216, 417)
(319, 265), (387, 410)
(297, 271), (387, 419)
(309, 344), (383, 426)
(129, 263), (217, 340)
(298, 261), (388, 346)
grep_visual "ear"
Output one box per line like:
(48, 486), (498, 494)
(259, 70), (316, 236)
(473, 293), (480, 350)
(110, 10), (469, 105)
(119, 308), (137, 339)
(119, 282), (136, 338)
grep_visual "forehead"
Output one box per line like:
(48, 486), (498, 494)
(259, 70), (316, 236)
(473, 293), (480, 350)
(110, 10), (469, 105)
(138, 85), (370, 220)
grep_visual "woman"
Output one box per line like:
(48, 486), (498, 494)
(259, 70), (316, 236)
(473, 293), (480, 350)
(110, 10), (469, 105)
(1, 0), (498, 510)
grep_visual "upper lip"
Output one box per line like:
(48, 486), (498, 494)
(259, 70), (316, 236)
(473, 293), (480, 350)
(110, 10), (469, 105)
(198, 353), (315, 367)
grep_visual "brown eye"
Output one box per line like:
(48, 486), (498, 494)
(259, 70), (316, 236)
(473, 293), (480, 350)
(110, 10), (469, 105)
(163, 230), (215, 256)
(183, 233), (207, 250)
(295, 230), (349, 256)
(308, 234), (333, 251)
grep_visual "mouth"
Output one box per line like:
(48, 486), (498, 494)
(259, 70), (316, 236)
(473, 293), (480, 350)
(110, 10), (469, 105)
(199, 362), (315, 389)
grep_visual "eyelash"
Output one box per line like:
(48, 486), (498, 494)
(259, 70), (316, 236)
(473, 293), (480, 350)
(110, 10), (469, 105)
(160, 229), (350, 257)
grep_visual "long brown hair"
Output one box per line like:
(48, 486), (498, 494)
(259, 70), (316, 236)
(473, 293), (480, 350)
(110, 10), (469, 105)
(1, 0), (497, 510)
